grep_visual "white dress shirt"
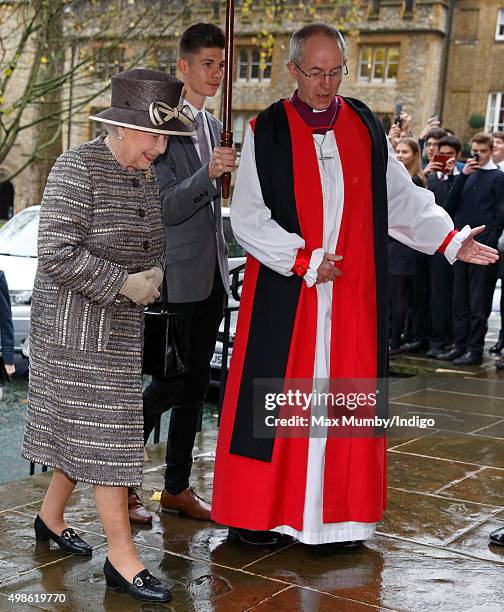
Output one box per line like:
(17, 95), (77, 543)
(231, 127), (466, 289)
(480, 159), (499, 170)
(436, 166), (460, 181)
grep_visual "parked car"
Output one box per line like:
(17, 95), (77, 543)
(0, 205), (39, 354)
(0, 205), (247, 375)
(222, 207), (246, 272)
(210, 208), (245, 388)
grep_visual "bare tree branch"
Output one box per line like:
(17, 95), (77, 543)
(0, 0), (362, 186)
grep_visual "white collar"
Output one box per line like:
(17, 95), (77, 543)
(498, 159), (504, 170)
(480, 159), (499, 170)
(436, 166), (460, 180)
(182, 98), (206, 122)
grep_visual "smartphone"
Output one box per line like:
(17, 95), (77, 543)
(432, 153), (451, 172)
(473, 152), (480, 163)
(394, 102), (403, 127)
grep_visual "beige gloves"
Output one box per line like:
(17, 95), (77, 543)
(119, 266), (163, 305)
(150, 266), (164, 289)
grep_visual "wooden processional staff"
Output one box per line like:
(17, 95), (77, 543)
(220, 0), (235, 199)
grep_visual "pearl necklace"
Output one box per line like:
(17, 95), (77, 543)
(104, 136), (153, 181)
(104, 136), (125, 166)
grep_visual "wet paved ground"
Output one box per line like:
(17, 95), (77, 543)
(0, 372), (218, 486)
(1, 312), (504, 610)
(1, 370), (504, 611)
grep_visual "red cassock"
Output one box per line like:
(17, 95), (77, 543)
(212, 99), (388, 532)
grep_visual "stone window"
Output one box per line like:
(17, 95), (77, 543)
(232, 111), (256, 152)
(486, 93), (504, 132)
(496, 8), (504, 41)
(93, 47), (125, 82)
(358, 45), (399, 83)
(368, 0), (380, 16)
(155, 47), (178, 76)
(237, 48), (272, 82)
(454, 8), (479, 42)
(404, 0), (414, 13)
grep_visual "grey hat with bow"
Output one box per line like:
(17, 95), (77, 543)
(89, 68), (195, 136)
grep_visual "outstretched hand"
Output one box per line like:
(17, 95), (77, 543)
(456, 226), (499, 265)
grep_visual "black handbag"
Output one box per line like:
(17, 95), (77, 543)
(142, 291), (188, 378)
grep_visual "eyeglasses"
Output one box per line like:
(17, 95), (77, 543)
(293, 60), (348, 80)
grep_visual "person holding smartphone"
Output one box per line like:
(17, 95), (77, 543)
(489, 132), (504, 357)
(425, 136), (462, 358)
(438, 133), (504, 365)
(387, 109), (412, 150)
(422, 128), (447, 175)
(389, 139), (425, 355)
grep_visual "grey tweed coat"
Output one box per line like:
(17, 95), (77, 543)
(22, 137), (164, 486)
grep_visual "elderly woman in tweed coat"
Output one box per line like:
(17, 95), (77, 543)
(22, 69), (195, 604)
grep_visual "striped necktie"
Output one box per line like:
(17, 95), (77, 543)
(196, 111), (211, 167)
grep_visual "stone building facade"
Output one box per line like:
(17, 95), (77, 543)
(341, 0), (449, 136)
(2, 0), (502, 213)
(75, 0), (453, 154)
(443, 0), (504, 145)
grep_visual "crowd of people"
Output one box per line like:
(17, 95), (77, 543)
(387, 116), (504, 366)
(12, 19), (504, 605)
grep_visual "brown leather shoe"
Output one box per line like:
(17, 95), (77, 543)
(128, 489), (152, 524)
(160, 487), (212, 521)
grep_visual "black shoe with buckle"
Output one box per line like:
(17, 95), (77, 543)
(34, 515), (92, 556)
(103, 558), (172, 603)
(489, 527), (504, 546)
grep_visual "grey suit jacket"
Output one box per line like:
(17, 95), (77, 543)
(155, 110), (230, 303)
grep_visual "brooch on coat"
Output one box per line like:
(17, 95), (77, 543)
(143, 167), (154, 181)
